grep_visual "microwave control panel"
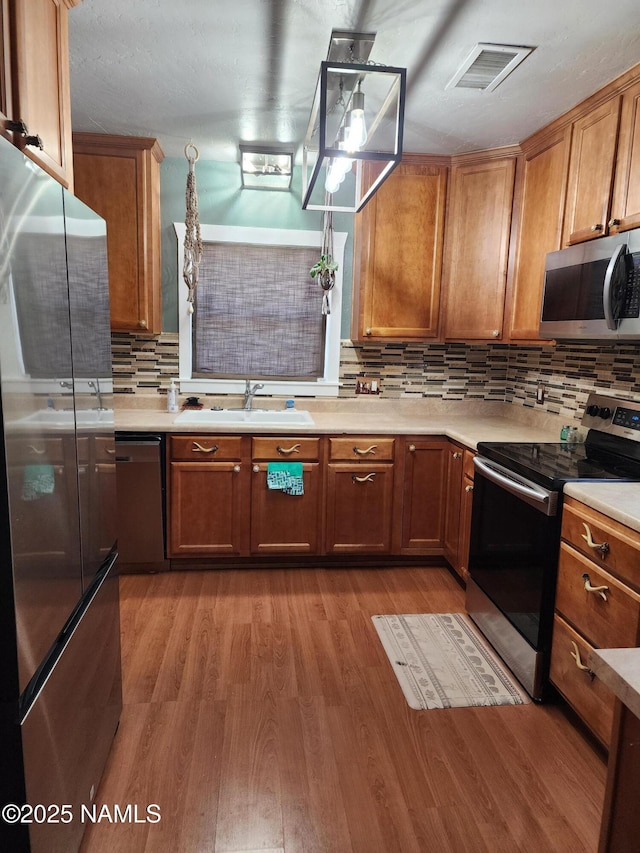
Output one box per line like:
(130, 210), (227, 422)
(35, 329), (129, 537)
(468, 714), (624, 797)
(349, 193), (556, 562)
(623, 252), (640, 317)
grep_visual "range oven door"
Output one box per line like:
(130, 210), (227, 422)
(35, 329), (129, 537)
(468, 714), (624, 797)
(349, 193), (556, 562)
(466, 456), (562, 700)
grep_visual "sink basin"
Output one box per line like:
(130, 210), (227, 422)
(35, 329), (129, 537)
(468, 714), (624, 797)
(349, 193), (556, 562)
(13, 409), (113, 428)
(174, 408), (314, 426)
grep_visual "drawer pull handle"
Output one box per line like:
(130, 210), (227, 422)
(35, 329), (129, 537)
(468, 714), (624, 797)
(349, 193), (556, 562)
(581, 523), (610, 558)
(191, 442), (219, 454)
(27, 445), (46, 455)
(352, 473), (376, 483)
(353, 444), (377, 456)
(570, 642), (594, 678)
(277, 443), (301, 455)
(582, 572), (608, 601)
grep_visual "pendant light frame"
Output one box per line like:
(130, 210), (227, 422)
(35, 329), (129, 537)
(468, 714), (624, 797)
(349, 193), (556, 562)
(302, 58), (406, 213)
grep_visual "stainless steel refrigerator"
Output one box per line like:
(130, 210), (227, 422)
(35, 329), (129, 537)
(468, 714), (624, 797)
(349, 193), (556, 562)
(0, 134), (122, 852)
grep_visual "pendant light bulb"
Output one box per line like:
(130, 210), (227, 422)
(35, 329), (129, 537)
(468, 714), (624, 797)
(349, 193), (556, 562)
(325, 159), (343, 194)
(345, 82), (367, 152)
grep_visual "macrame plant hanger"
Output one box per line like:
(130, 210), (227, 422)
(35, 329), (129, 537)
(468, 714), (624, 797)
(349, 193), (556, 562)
(183, 142), (203, 314)
(318, 195), (336, 315)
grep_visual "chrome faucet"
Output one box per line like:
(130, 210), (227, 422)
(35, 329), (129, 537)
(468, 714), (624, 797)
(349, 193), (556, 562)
(243, 379), (264, 410)
(88, 379), (106, 410)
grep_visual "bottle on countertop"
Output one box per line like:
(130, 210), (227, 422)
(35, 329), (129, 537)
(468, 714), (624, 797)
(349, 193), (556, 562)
(167, 378), (179, 413)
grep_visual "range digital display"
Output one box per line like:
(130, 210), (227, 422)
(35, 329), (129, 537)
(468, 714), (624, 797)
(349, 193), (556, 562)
(613, 407), (640, 431)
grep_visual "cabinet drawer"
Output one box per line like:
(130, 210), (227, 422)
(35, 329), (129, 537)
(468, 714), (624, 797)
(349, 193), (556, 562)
(555, 542), (640, 649)
(329, 437), (394, 461)
(562, 497), (640, 591)
(170, 435), (245, 461)
(550, 614), (615, 748)
(252, 436), (319, 461)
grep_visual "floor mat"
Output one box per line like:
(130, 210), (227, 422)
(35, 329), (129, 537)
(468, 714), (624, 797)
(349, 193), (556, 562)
(372, 612), (531, 709)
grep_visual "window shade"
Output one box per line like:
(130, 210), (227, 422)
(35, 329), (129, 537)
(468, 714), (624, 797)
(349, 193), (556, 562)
(193, 242), (326, 379)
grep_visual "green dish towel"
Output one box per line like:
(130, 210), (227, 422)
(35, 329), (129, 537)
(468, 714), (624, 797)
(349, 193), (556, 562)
(266, 462), (304, 495)
(22, 464), (55, 501)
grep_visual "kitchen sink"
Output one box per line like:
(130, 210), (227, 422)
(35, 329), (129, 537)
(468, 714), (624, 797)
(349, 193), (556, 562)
(13, 409), (113, 428)
(174, 408), (315, 426)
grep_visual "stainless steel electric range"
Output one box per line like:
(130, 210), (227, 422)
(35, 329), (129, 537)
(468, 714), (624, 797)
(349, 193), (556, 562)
(466, 393), (640, 701)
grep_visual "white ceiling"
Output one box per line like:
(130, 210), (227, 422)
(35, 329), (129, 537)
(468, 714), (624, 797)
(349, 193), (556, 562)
(68, 0), (640, 163)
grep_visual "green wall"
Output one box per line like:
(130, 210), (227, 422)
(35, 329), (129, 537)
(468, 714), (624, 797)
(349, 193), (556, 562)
(159, 158), (354, 335)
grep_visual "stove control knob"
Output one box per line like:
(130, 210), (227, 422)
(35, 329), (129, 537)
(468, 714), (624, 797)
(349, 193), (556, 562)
(599, 407), (612, 420)
(586, 404), (600, 417)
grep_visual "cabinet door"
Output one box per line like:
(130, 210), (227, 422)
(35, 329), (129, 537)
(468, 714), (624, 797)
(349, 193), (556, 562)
(10, 0), (73, 188)
(610, 78), (640, 233)
(352, 160), (447, 340)
(443, 444), (464, 570)
(0, 0), (11, 135)
(506, 127), (572, 341)
(563, 97), (621, 245)
(325, 463), (394, 553)
(168, 461), (249, 556)
(73, 134), (164, 333)
(250, 462), (321, 554)
(398, 439), (448, 553)
(442, 155), (516, 340)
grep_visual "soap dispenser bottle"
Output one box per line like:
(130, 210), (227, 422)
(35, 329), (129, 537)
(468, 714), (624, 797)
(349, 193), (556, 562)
(167, 378), (179, 413)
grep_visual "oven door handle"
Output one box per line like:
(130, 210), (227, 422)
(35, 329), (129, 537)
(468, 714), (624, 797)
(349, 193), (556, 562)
(473, 456), (555, 511)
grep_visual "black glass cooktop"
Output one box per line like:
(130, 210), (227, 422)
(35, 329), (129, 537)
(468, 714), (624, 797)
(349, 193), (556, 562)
(477, 439), (640, 491)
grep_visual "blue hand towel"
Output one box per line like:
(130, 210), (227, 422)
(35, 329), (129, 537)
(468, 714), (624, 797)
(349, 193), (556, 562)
(266, 462), (304, 495)
(22, 464), (55, 501)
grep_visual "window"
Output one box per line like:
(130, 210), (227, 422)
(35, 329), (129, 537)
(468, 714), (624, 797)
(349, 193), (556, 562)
(175, 224), (346, 396)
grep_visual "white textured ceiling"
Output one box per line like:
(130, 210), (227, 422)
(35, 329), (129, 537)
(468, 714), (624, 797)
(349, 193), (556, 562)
(68, 0), (640, 162)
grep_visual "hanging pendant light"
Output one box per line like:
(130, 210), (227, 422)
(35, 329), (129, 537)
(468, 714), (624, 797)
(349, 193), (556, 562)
(302, 30), (406, 213)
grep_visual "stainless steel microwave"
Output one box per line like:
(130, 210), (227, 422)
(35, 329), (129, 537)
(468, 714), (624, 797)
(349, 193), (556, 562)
(539, 228), (640, 341)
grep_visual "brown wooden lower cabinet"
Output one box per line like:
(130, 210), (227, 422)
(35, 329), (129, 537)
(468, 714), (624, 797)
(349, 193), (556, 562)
(550, 614), (615, 747)
(168, 460), (249, 557)
(250, 461), (321, 554)
(397, 438), (448, 553)
(166, 432), (476, 565)
(325, 462), (394, 553)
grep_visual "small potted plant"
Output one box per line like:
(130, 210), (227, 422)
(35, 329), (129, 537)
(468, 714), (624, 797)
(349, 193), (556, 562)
(309, 253), (338, 289)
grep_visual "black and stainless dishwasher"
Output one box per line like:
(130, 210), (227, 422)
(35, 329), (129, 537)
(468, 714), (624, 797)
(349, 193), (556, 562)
(115, 433), (168, 571)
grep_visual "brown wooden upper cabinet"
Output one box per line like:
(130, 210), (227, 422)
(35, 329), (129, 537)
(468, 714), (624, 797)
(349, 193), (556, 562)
(609, 77), (640, 234)
(3, 0), (76, 189)
(562, 97), (622, 245)
(351, 158), (447, 341)
(505, 126), (572, 342)
(441, 151), (517, 341)
(73, 133), (164, 333)
(0, 0), (11, 136)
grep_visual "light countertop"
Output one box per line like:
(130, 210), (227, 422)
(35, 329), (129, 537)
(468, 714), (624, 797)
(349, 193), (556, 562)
(564, 482), (640, 534)
(114, 398), (564, 450)
(590, 648), (640, 720)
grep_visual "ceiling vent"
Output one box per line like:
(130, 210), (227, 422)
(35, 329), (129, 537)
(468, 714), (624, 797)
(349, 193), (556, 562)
(446, 43), (534, 92)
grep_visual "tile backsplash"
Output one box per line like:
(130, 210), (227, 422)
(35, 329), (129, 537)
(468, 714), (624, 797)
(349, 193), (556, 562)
(111, 332), (640, 423)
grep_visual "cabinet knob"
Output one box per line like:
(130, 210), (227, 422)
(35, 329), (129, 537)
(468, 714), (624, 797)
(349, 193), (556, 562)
(408, 444), (416, 452)
(452, 451), (462, 459)
(139, 320), (148, 329)
(465, 484), (474, 492)
(365, 328), (372, 336)
(608, 218), (621, 228)
(253, 464), (260, 472)
(491, 330), (500, 338)
(24, 134), (44, 150)
(590, 223), (603, 232)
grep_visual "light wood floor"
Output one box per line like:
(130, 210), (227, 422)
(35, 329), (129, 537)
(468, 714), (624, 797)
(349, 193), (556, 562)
(80, 565), (606, 853)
